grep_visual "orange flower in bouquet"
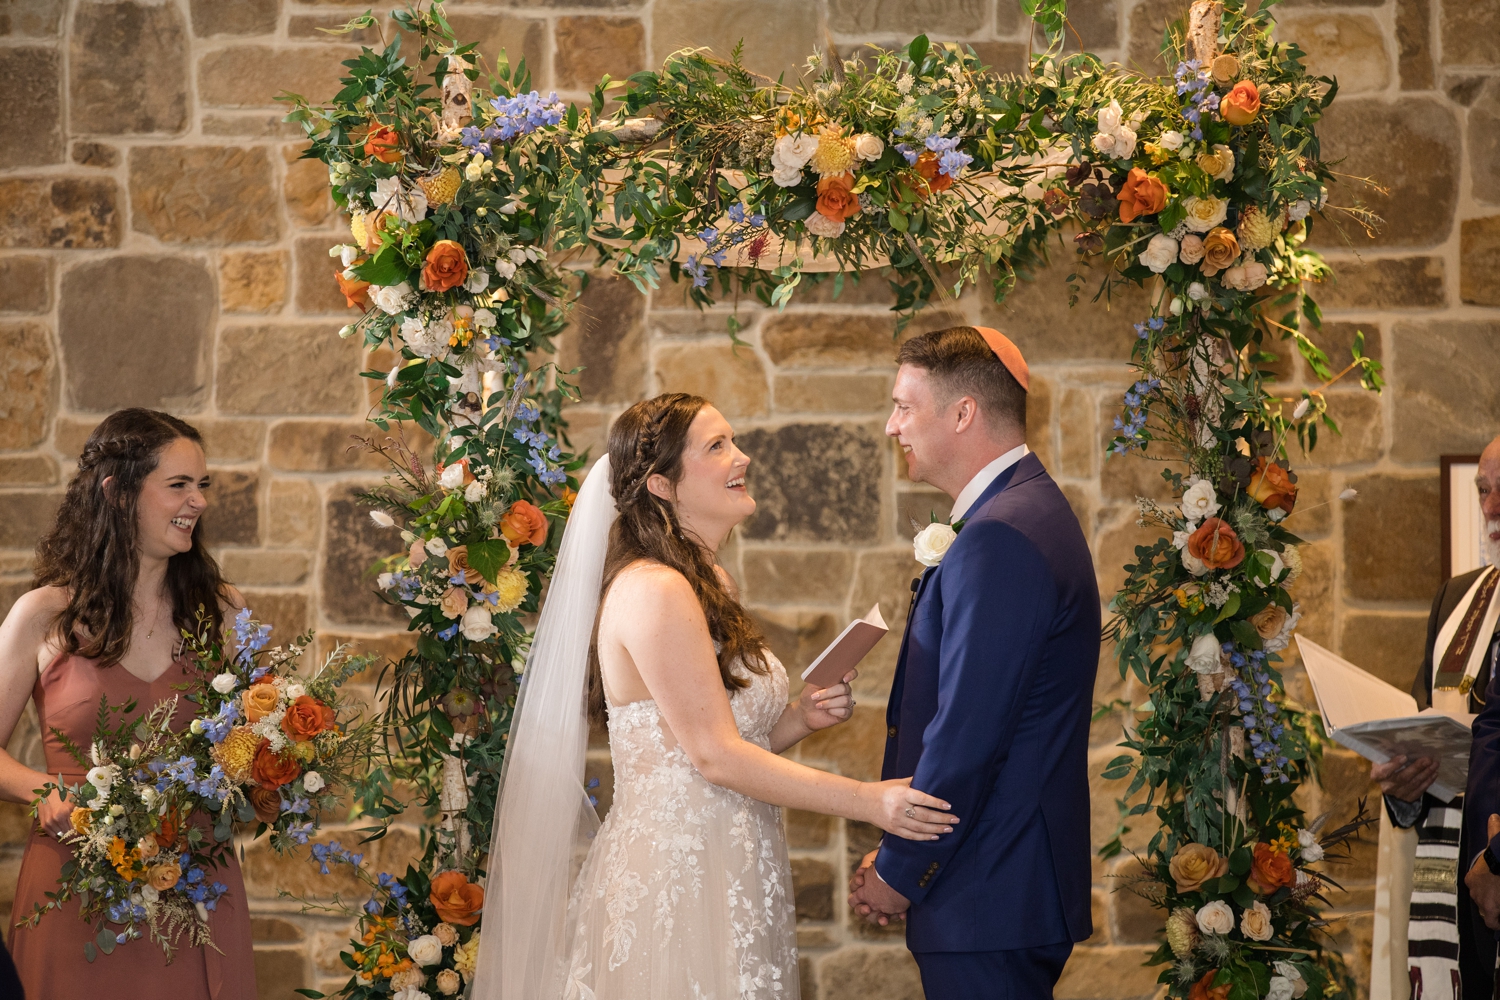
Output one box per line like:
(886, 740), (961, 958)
(1187, 517), (1246, 570)
(1247, 457), (1298, 513)
(422, 240), (469, 292)
(1189, 969), (1231, 1000)
(914, 152), (954, 195)
(815, 172), (861, 222)
(363, 124), (402, 163)
(1117, 168), (1168, 223)
(1248, 842), (1297, 894)
(248, 786), (282, 825)
(429, 870), (485, 926)
(1220, 80), (1262, 125)
(243, 682), (280, 723)
(335, 269), (370, 309)
(281, 695), (336, 742)
(252, 741), (301, 789)
(500, 500), (549, 547)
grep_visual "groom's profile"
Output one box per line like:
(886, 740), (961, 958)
(850, 325), (1100, 997)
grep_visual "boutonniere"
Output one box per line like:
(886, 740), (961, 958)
(912, 516), (965, 567)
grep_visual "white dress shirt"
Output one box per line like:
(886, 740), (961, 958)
(948, 444), (1029, 523)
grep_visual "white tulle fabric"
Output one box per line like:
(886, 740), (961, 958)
(562, 652), (797, 1000)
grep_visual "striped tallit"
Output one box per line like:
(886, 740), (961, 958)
(1409, 802), (1464, 1000)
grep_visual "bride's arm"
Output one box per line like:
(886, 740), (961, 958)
(607, 565), (956, 840)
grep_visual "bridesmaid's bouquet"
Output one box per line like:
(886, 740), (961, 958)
(23, 697), (234, 962)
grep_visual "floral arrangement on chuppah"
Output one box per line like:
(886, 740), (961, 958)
(271, 0), (1389, 996)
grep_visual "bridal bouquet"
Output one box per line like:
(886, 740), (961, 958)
(22, 697), (234, 962)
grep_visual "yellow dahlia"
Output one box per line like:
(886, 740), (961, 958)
(349, 211), (370, 248)
(419, 167), (462, 207)
(491, 566), (529, 613)
(810, 127), (855, 177)
(213, 725), (261, 782)
(1236, 206), (1283, 252)
(454, 933), (481, 979)
(1166, 906), (1200, 957)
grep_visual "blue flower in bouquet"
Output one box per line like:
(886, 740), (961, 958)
(200, 699), (241, 744)
(152, 755), (198, 793)
(437, 623), (460, 641)
(460, 124), (502, 157)
(310, 840), (364, 875)
(285, 821), (314, 845)
(1226, 646), (1292, 782)
(896, 143), (919, 165)
(516, 401), (541, 424)
(924, 135), (961, 154)
(283, 795), (311, 816)
(937, 148), (973, 179)
(378, 871), (410, 907)
(684, 253), (710, 289)
(489, 91), (565, 142)
(231, 608), (272, 665)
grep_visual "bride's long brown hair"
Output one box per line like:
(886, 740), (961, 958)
(587, 393), (769, 722)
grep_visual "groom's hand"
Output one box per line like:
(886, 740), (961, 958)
(849, 849), (910, 926)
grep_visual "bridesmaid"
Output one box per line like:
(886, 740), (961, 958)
(0, 408), (256, 999)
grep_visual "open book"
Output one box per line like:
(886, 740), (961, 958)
(801, 604), (889, 689)
(1297, 635), (1474, 802)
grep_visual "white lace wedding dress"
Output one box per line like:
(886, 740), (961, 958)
(562, 651), (799, 1000)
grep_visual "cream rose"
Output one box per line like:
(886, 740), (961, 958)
(1273, 961), (1308, 998)
(1139, 233), (1178, 274)
(432, 923), (459, 947)
(773, 133), (818, 169)
(804, 211), (845, 238)
(1180, 480), (1221, 521)
(913, 522), (958, 567)
(1159, 130), (1185, 151)
(211, 672), (239, 695)
(1222, 261), (1268, 291)
(440, 586), (469, 619)
(1186, 633), (1223, 675)
(1179, 234), (1205, 264)
(436, 969), (462, 995)
(1196, 900), (1234, 936)
(1196, 144), (1235, 182)
(460, 604), (497, 642)
(1240, 900), (1274, 941)
(407, 933), (444, 966)
(1182, 195), (1229, 233)
(853, 133), (885, 162)
(303, 770), (325, 793)
(1181, 547), (1209, 576)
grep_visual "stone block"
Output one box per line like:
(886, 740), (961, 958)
(191, 0), (279, 36)
(979, 261), (1151, 364)
(1397, 0), (1435, 89)
(827, 0), (986, 36)
(1055, 0), (1121, 54)
(70, 1), (189, 133)
(1127, 0), (1195, 73)
(313, 632), (416, 683)
(288, 13), (387, 43)
(1312, 98), (1460, 250)
(0, 320), (54, 450)
(58, 256), (213, 412)
(1472, 81), (1500, 204)
(1059, 388), (1097, 478)
(71, 141), (119, 168)
(801, 956), (819, 1000)
(201, 113), (305, 139)
(762, 312), (910, 369)
(558, 276), (647, 404)
(652, 341), (769, 418)
(0, 47), (62, 167)
(322, 483), (407, 626)
(785, 808), (831, 848)
(775, 373), (891, 415)
(241, 588), (311, 641)
(1319, 256), (1446, 310)
(1297, 389), (1382, 468)
(555, 16), (645, 89)
(200, 469), (260, 547)
(649, 308), (756, 337)
(220, 550), (311, 587)
(790, 857), (834, 922)
(1440, 0), (1500, 67)
(282, 145), (336, 229)
(130, 146), (280, 245)
(0, 256), (50, 313)
(738, 423), (884, 543)
(750, 607), (840, 686)
(221, 250), (289, 314)
(269, 420), (388, 472)
(741, 549), (853, 607)
(1288, 539), (1336, 645)
(1026, 372), (1055, 472)
(0, 491), (60, 549)
(1093, 505), (1162, 600)
(896, 487), (951, 539)
(197, 44), (360, 109)
(558, 405), (611, 467)
(269, 478), (320, 548)
(816, 945), (924, 1000)
(1461, 217), (1500, 306)
(1055, 945), (1162, 1000)
(796, 704), (885, 782)
(651, 0), (819, 84)
(217, 323), (365, 415)
(0, 177), (120, 248)
(1342, 473), (1441, 602)
(0, 0), (64, 36)
(1390, 321), (1500, 461)
(439, 14), (547, 87)
(0, 455), (57, 486)
(1108, 859), (1164, 946)
(251, 916), (304, 942)
(849, 548), (922, 696)
(1274, 12), (1390, 94)
(1338, 612), (1428, 693)
(968, 41), (1030, 76)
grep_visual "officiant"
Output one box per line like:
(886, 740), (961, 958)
(1371, 435), (1500, 1000)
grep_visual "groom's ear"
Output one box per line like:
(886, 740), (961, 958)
(646, 472), (675, 501)
(952, 396), (979, 434)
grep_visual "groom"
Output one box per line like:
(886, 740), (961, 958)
(849, 326), (1100, 996)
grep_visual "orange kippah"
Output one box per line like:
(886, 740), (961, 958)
(972, 326), (1030, 393)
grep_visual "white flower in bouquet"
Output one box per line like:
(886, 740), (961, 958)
(210, 672), (239, 695)
(1182, 195), (1229, 233)
(1240, 899), (1274, 941)
(408, 934), (444, 966)
(473, 308), (497, 328)
(140, 884), (160, 904)
(461, 604), (498, 642)
(393, 989), (430, 1000)
(86, 764), (118, 794)
(285, 682), (306, 701)
(1186, 281), (1209, 302)
(913, 522), (958, 567)
(1181, 547), (1209, 576)
(1195, 900), (1233, 935)
(804, 212), (845, 238)
(773, 133), (818, 169)
(1297, 829), (1324, 863)
(772, 162), (804, 187)
(378, 572), (395, 590)
(1273, 962), (1308, 998)
(302, 770), (325, 794)
(1180, 480), (1221, 521)
(1159, 130), (1185, 150)
(1258, 549), (1286, 583)
(1263, 605), (1301, 653)
(370, 510), (395, 528)
(439, 463), (467, 490)
(373, 176), (428, 223)
(1172, 529), (1192, 550)
(336, 244), (360, 267)
(426, 538), (449, 557)
(1186, 633), (1223, 675)
(494, 259), (517, 280)
(853, 133), (885, 162)
(372, 282), (416, 315)
(1222, 261), (1269, 291)
(464, 479), (486, 503)
(464, 268), (490, 293)
(1201, 143), (1236, 181)
(1139, 233), (1178, 274)
(1267, 976), (1295, 1000)
(1287, 199), (1312, 222)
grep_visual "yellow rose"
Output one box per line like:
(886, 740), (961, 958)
(1169, 842), (1229, 892)
(1200, 226), (1240, 276)
(148, 860), (182, 891)
(1183, 194), (1228, 233)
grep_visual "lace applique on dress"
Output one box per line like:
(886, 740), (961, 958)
(563, 652), (797, 999)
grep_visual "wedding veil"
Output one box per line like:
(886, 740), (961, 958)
(471, 453), (614, 999)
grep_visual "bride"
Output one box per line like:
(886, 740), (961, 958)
(472, 393), (957, 1000)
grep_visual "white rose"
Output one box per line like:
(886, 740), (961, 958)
(1267, 977), (1294, 1000)
(1111, 124), (1137, 159)
(426, 538), (449, 557)
(1181, 547), (1209, 577)
(1240, 900), (1274, 941)
(1273, 962), (1308, 998)
(774, 133), (818, 169)
(1139, 233), (1178, 274)
(1182, 195), (1229, 233)
(139, 786), (158, 808)
(210, 672), (239, 695)
(852, 133), (884, 162)
(1287, 199), (1312, 222)
(1205, 143), (1235, 181)
(1097, 100), (1123, 135)
(371, 282), (415, 316)
(1186, 632), (1223, 675)
(1297, 829), (1324, 863)
(1172, 529), (1193, 550)
(1159, 130), (1185, 150)
(1258, 549), (1286, 584)
(464, 480), (486, 503)
(1090, 131), (1118, 156)
(378, 572), (395, 590)
(913, 522), (958, 567)
(393, 989), (431, 1000)
(407, 934), (444, 967)
(439, 464), (467, 490)
(284, 682), (306, 701)
(140, 884), (160, 904)
(803, 212), (845, 238)
(1186, 281), (1209, 302)
(370, 510), (395, 528)
(1196, 900), (1233, 936)
(461, 605), (498, 642)
(1180, 480), (1221, 521)
(303, 771), (325, 793)
(463, 268), (490, 294)
(507, 247), (528, 265)
(473, 308), (496, 329)
(772, 162), (804, 187)
(339, 245), (360, 267)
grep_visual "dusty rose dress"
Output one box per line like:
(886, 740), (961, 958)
(9, 651), (256, 1000)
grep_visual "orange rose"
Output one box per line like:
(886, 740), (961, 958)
(440, 586), (469, 619)
(1189, 969), (1231, 1000)
(1247, 842), (1297, 894)
(248, 786), (283, 825)
(69, 806), (91, 837)
(1187, 517), (1246, 570)
(422, 240), (469, 293)
(364, 124), (403, 164)
(156, 808), (181, 850)
(1117, 167), (1169, 223)
(1220, 80), (1262, 126)
(499, 500), (548, 547)
(136, 833), (159, 860)
(1200, 226), (1239, 276)
(429, 870), (485, 926)
(1168, 842), (1229, 893)
(815, 172), (860, 222)
(446, 545), (483, 585)
(242, 682), (281, 723)
(1250, 604), (1290, 641)
(251, 740), (301, 789)
(281, 695), (336, 742)
(148, 860), (183, 892)
(335, 269), (370, 310)
(1247, 457), (1298, 513)
(914, 151), (954, 195)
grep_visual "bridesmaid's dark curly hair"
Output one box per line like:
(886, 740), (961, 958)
(587, 393), (768, 722)
(32, 408), (231, 665)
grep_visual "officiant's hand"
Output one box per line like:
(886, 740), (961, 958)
(1465, 814), (1500, 930)
(849, 849), (909, 926)
(797, 669), (858, 732)
(1371, 755), (1438, 803)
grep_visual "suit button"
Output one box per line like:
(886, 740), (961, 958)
(887, 726), (898, 738)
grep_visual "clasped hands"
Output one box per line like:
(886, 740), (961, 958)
(848, 849), (911, 926)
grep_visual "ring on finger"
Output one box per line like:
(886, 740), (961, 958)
(904, 805), (916, 819)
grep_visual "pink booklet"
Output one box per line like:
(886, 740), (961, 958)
(800, 604), (889, 689)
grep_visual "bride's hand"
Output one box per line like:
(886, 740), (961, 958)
(797, 669), (857, 732)
(866, 778), (958, 841)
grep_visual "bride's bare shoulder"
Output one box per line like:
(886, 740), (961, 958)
(604, 560), (700, 617)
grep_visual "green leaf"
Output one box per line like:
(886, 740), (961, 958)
(466, 539), (512, 585)
(352, 246), (411, 286)
(295, 992), (328, 999)
(1229, 846), (1252, 875)
(781, 196), (816, 222)
(907, 35), (930, 69)
(97, 928), (117, 956)
(84, 941), (97, 963)
(1213, 591), (1241, 623)
(887, 209), (909, 232)
(417, 634), (447, 663)
(1232, 882), (1256, 908)
(1215, 874), (1240, 893)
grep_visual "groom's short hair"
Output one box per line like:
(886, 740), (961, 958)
(897, 326), (1026, 432)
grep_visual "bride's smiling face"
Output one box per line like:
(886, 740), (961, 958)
(648, 405), (754, 547)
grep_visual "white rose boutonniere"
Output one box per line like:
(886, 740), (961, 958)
(913, 522), (959, 567)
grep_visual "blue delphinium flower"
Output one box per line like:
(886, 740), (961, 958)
(924, 134), (961, 154)
(200, 699), (240, 745)
(310, 840), (365, 876)
(937, 149), (973, 179)
(727, 203), (745, 224)
(895, 143), (918, 165)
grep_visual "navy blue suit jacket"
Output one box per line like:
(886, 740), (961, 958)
(874, 453), (1100, 952)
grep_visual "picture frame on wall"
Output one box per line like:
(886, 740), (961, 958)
(1442, 454), (1491, 579)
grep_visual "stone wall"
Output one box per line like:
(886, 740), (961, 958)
(1, 0), (1497, 997)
